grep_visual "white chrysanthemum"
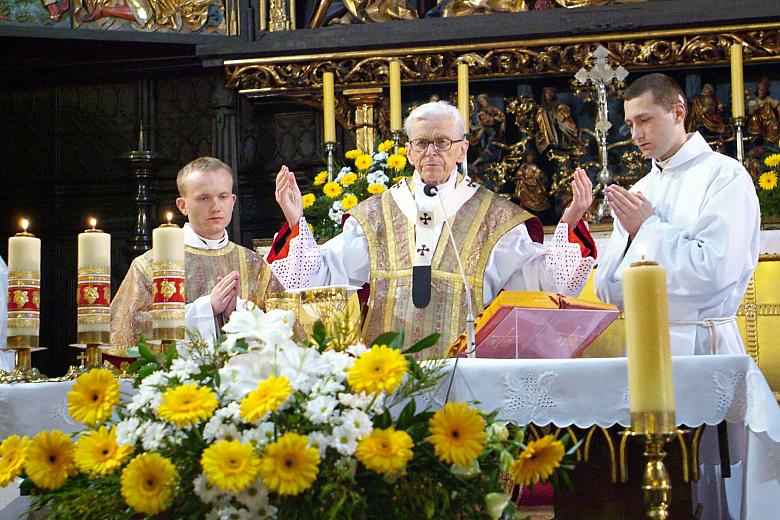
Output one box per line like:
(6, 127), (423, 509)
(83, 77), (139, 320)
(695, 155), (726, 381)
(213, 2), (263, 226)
(140, 370), (169, 389)
(366, 172), (377, 184)
(331, 424), (358, 456)
(257, 503), (278, 519)
(206, 505), (252, 520)
(215, 401), (242, 422)
(346, 342), (368, 357)
(203, 421), (242, 443)
(235, 479), (270, 513)
(308, 431), (330, 459)
(304, 394), (338, 424)
(373, 152), (388, 162)
(311, 378), (345, 396)
(242, 422), (276, 447)
(320, 350), (354, 380)
(194, 473), (221, 505)
(126, 386), (163, 413)
(141, 421), (170, 451)
(115, 417), (143, 447)
(340, 409), (373, 437)
(169, 358), (200, 380)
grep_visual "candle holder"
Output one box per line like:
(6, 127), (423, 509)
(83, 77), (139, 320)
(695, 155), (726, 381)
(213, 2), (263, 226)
(0, 347), (47, 383)
(325, 141), (336, 182)
(630, 411), (676, 519)
(392, 130), (402, 153)
(733, 115), (745, 163)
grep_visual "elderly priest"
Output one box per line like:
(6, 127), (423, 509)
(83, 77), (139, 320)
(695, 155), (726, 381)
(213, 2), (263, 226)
(268, 101), (597, 357)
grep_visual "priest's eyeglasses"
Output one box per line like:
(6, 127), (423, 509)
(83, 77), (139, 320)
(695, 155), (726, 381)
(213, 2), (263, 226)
(408, 138), (466, 152)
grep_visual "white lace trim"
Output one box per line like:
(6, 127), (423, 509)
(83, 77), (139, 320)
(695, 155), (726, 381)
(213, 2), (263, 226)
(267, 217), (322, 290)
(545, 223), (596, 296)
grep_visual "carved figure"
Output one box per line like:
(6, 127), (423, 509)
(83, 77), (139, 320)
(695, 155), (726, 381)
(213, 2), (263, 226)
(513, 151), (550, 211)
(77, 0), (223, 31)
(747, 76), (780, 144)
(687, 83), (727, 136)
(440, 0), (528, 17)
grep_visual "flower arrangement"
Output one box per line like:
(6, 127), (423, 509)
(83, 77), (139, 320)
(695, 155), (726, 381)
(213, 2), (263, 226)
(303, 140), (414, 239)
(757, 143), (780, 219)
(0, 308), (579, 520)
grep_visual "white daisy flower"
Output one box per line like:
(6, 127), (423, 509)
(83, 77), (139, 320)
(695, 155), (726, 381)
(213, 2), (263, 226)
(304, 394), (338, 424)
(193, 473), (221, 504)
(331, 424), (358, 456)
(235, 479), (270, 513)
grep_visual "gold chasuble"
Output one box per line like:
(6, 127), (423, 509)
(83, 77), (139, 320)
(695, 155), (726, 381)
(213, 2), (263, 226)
(111, 243), (281, 348)
(348, 184), (533, 358)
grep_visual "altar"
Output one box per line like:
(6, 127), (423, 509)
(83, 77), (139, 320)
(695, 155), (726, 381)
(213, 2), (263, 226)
(1, 355), (778, 519)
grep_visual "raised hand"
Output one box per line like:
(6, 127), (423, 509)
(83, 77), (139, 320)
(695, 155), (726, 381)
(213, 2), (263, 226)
(605, 184), (654, 238)
(275, 165), (303, 228)
(211, 271), (239, 316)
(560, 167), (593, 228)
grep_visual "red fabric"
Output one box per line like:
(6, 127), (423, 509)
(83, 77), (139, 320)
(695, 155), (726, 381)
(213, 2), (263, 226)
(516, 482), (555, 506)
(265, 222), (297, 263)
(567, 219), (597, 259)
(525, 216), (544, 244)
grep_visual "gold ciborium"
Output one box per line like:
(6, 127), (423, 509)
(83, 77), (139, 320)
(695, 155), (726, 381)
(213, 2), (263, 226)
(298, 286), (348, 324)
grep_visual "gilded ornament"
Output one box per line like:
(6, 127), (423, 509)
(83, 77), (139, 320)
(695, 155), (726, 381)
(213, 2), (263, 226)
(103, 286), (111, 302)
(32, 291), (40, 307)
(83, 285), (100, 305)
(13, 290), (29, 309)
(160, 280), (177, 300)
(178, 281), (185, 300)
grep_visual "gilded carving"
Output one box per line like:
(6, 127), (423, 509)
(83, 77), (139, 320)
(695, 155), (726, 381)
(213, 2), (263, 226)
(13, 290), (28, 309)
(225, 27), (780, 94)
(83, 285), (99, 305)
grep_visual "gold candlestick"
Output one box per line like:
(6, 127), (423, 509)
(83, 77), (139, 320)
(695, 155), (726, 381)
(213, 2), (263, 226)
(640, 433), (673, 520)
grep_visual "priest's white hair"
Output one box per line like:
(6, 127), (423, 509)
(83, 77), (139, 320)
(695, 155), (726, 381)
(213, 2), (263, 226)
(404, 101), (465, 138)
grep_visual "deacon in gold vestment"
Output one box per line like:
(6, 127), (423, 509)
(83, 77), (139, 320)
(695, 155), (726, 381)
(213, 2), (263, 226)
(270, 102), (597, 356)
(111, 157), (281, 348)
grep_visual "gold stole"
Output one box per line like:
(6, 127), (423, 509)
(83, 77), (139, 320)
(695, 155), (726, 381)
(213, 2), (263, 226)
(348, 186), (533, 358)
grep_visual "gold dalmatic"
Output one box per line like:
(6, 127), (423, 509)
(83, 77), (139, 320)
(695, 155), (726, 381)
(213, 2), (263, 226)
(348, 185), (532, 358)
(111, 242), (282, 348)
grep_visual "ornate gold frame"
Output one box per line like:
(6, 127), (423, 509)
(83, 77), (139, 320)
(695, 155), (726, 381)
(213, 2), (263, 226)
(225, 22), (780, 95)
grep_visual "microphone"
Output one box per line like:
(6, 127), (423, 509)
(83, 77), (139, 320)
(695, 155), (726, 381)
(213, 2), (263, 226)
(423, 183), (477, 358)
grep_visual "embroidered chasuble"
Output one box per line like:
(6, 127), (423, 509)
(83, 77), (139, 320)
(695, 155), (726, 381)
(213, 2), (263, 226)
(348, 183), (533, 357)
(111, 243), (282, 348)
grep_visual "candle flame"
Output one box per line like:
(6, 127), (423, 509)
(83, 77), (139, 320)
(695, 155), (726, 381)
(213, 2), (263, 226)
(89, 217), (97, 229)
(20, 218), (28, 232)
(166, 211), (173, 223)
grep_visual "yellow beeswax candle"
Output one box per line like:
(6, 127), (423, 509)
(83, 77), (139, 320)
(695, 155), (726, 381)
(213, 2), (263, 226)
(322, 72), (336, 142)
(457, 63), (470, 134)
(389, 60), (402, 132)
(731, 43), (745, 118)
(623, 259), (676, 424)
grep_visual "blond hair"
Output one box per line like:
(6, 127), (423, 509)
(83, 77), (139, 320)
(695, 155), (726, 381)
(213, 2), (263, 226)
(176, 156), (234, 196)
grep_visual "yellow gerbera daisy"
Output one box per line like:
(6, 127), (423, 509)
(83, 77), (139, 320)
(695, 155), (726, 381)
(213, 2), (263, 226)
(323, 181), (343, 198)
(396, 146), (407, 156)
(355, 427), (414, 474)
(157, 383), (219, 427)
(67, 368), (119, 427)
(355, 154), (373, 170)
(240, 375), (292, 423)
(347, 344), (408, 395)
(302, 193), (316, 209)
(345, 149), (362, 159)
(74, 426), (133, 477)
(509, 435), (565, 487)
(428, 402), (487, 467)
(387, 154), (407, 170)
(25, 430), (76, 490)
(313, 171), (328, 186)
(201, 439), (261, 493)
(341, 193), (358, 211)
(340, 172), (358, 186)
(377, 140), (394, 153)
(764, 153), (780, 168)
(259, 432), (320, 496)
(120, 453), (179, 515)
(367, 183), (386, 195)
(0, 435), (29, 486)
(758, 171), (778, 191)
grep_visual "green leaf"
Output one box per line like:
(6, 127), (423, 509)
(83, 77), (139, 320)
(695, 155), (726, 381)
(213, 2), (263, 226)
(402, 333), (440, 355)
(395, 399), (417, 429)
(126, 359), (146, 374)
(136, 363), (160, 381)
(370, 331), (401, 348)
(312, 320), (328, 346)
(165, 344), (178, 366)
(137, 337), (157, 363)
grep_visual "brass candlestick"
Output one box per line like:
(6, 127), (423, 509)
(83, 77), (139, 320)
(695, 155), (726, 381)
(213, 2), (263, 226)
(325, 141), (336, 182)
(733, 115), (745, 163)
(630, 410), (676, 519)
(0, 347), (47, 383)
(392, 130), (402, 153)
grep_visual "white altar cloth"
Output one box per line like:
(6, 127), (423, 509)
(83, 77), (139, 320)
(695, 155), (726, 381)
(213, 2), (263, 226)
(1, 356), (778, 519)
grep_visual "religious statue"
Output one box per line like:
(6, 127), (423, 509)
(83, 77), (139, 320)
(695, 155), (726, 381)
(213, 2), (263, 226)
(747, 76), (780, 144)
(535, 86), (578, 153)
(76, 0), (224, 31)
(686, 83), (727, 136)
(513, 151), (551, 211)
(440, 0), (528, 17)
(471, 94), (506, 169)
(43, 0), (69, 21)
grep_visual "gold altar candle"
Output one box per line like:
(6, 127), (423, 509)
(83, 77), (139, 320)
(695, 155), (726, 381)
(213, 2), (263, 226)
(77, 218), (111, 341)
(623, 259), (676, 434)
(389, 60), (402, 132)
(730, 43), (745, 118)
(457, 63), (470, 134)
(151, 213), (185, 341)
(323, 71), (336, 143)
(7, 218), (41, 346)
